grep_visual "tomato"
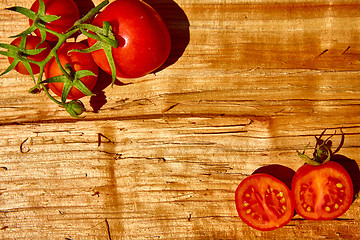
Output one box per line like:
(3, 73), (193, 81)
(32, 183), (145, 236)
(88, 0), (171, 78)
(45, 42), (98, 100)
(72, 0), (95, 19)
(30, 0), (80, 41)
(235, 173), (294, 231)
(291, 161), (353, 220)
(8, 35), (50, 75)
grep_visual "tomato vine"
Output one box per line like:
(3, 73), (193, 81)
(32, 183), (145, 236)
(0, 0), (118, 118)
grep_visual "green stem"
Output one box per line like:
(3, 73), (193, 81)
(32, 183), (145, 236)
(33, 0), (110, 84)
(54, 53), (72, 80)
(5, 0), (111, 116)
(34, 22), (63, 39)
(41, 83), (62, 106)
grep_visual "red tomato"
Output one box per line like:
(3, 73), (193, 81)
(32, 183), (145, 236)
(291, 161), (353, 220)
(8, 35), (50, 75)
(88, 0), (171, 78)
(72, 0), (95, 19)
(45, 42), (98, 100)
(235, 173), (294, 231)
(30, 0), (80, 41)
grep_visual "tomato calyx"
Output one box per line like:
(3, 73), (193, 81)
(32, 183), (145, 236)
(297, 129), (344, 166)
(73, 21), (119, 85)
(6, 0), (61, 42)
(0, 37), (46, 80)
(40, 63), (95, 104)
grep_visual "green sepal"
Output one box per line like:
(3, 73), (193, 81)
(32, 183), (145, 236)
(75, 21), (118, 85)
(7, 0), (60, 40)
(0, 36), (48, 81)
(6, 6), (37, 19)
(0, 58), (21, 76)
(0, 43), (19, 52)
(297, 150), (322, 166)
(298, 129), (342, 166)
(61, 82), (73, 104)
(40, 75), (67, 84)
(0, 50), (15, 58)
(40, 70), (95, 104)
(40, 75), (68, 103)
(28, 84), (41, 94)
(297, 142), (322, 166)
(73, 70), (96, 95)
(10, 25), (38, 39)
(36, 0), (60, 23)
(40, 15), (60, 23)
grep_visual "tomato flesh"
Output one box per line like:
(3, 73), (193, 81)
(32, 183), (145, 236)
(235, 173), (294, 231)
(292, 161), (353, 220)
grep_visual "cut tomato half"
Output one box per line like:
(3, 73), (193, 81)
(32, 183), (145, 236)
(291, 161), (353, 220)
(235, 173), (294, 231)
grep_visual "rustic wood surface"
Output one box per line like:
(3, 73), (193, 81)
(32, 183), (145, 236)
(1, 0), (360, 239)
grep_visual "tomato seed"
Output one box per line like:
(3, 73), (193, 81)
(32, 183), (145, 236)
(336, 183), (343, 188)
(325, 206), (331, 212)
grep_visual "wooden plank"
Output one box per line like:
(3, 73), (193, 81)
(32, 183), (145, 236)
(0, 0), (359, 239)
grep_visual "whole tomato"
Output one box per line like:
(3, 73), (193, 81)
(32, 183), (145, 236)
(8, 35), (51, 75)
(88, 0), (171, 78)
(45, 42), (98, 100)
(30, 0), (80, 41)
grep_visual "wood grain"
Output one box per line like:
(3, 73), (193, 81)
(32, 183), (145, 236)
(1, 0), (360, 239)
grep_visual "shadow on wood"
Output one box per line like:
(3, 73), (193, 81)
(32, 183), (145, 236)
(143, 0), (190, 72)
(332, 154), (360, 202)
(89, 68), (128, 113)
(252, 164), (295, 191)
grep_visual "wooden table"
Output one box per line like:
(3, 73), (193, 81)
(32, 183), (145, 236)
(1, 0), (360, 239)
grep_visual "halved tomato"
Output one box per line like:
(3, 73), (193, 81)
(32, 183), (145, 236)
(291, 161), (353, 220)
(235, 173), (294, 231)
